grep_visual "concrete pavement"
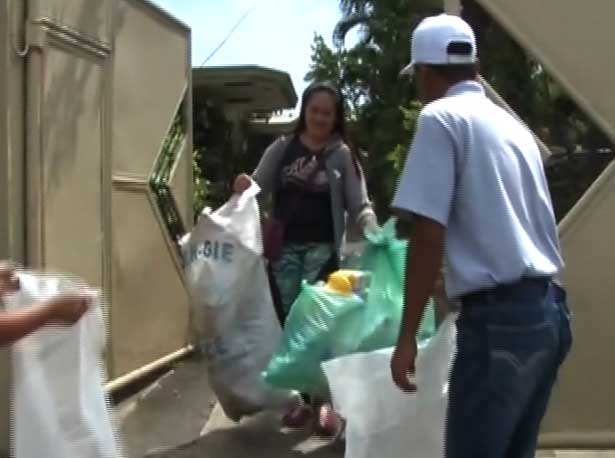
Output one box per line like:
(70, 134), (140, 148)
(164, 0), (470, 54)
(536, 453), (615, 458)
(115, 355), (217, 458)
(116, 354), (341, 458)
(115, 355), (615, 458)
(143, 403), (342, 458)
(138, 396), (615, 458)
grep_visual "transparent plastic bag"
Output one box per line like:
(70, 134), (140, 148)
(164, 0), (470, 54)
(6, 272), (122, 458)
(323, 312), (458, 458)
(181, 182), (299, 421)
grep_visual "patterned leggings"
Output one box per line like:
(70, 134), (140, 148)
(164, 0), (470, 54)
(270, 242), (335, 321)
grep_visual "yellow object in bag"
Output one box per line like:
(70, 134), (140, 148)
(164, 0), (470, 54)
(325, 270), (370, 295)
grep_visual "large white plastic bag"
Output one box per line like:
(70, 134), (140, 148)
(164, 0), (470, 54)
(181, 182), (298, 421)
(323, 312), (458, 458)
(6, 272), (123, 458)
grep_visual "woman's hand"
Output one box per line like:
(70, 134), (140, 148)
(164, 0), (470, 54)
(233, 174), (252, 194)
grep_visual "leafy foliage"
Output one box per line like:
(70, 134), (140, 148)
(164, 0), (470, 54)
(305, 0), (613, 221)
(192, 100), (282, 218)
(306, 0), (442, 218)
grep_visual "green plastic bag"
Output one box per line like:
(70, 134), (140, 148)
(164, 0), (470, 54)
(263, 218), (436, 394)
(263, 282), (365, 394)
(358, 218), (435, 349)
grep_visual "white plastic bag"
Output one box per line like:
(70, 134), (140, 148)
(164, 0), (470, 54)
(323, 312), (458, 458)
(6, 272), (123, 458)
(181, 182), (299, 421)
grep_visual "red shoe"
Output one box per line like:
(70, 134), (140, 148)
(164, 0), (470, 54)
(314, 403), (342, 437)
(281, 404), (313, 429)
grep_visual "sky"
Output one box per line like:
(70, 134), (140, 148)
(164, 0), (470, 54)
(151, 0), (359, 115)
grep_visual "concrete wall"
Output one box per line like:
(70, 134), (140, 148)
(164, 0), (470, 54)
(0, 0), (193, 452)
(540, 160), (615, 448)
(109, 0), (192, 379)
(0, 0), (28, 453)
(472, 0), (615, 144)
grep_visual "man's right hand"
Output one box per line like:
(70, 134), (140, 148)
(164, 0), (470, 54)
(45, 294), (93, 325)
(233, 174), (252, 194)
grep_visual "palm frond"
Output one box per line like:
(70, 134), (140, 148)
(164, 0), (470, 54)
(333, 12), (371, 48)
(339, 0), (371, 16)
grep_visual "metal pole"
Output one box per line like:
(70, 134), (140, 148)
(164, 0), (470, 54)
(105, 345), (194, 393)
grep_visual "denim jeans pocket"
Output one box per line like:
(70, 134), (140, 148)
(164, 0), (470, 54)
(485, 318), (557, 398)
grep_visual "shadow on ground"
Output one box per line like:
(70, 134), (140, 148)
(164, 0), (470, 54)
(142, 408), (343, 458)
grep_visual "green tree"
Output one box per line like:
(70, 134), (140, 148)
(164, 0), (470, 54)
(306, 0), (442, 219)
(306, 0), (612, 221)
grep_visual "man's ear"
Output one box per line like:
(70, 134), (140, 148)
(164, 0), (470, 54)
(424, 65), (444, 87)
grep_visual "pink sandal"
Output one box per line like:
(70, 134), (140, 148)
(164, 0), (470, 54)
(282, 404), (313, 429)
(314, 403), (342, 437)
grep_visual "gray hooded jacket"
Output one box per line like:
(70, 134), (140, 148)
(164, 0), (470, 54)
(252, 135), (378, 257)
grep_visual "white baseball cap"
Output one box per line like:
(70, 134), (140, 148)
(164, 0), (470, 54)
(400, 14), (477, 76)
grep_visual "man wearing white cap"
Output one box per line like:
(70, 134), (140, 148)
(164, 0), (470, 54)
(390, 13), (573, 458)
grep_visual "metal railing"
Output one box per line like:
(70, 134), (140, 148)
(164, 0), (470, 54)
(150, 110), (187, 257)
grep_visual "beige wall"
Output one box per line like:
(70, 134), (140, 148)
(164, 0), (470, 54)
(540, 161), (615, 447)
(36, 42), (107, 286)
(33, 0), (113, 45)
(18, 0), (192, 380)
(0, 0), (193, 451)
(109, 0), (192, 378)
(0, 0), (27, 263)
(0, 0), (27, 453)
(472, 0), (615, 144)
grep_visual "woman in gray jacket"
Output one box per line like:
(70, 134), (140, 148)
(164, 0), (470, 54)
(233, 81), (378, 436)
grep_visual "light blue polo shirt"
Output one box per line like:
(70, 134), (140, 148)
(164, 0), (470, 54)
(392, 80), (564, 299)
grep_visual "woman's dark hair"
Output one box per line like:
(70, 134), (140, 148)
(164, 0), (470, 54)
(293, 81), (363, 177)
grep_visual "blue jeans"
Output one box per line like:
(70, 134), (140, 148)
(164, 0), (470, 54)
(445, 278), (573, 458)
